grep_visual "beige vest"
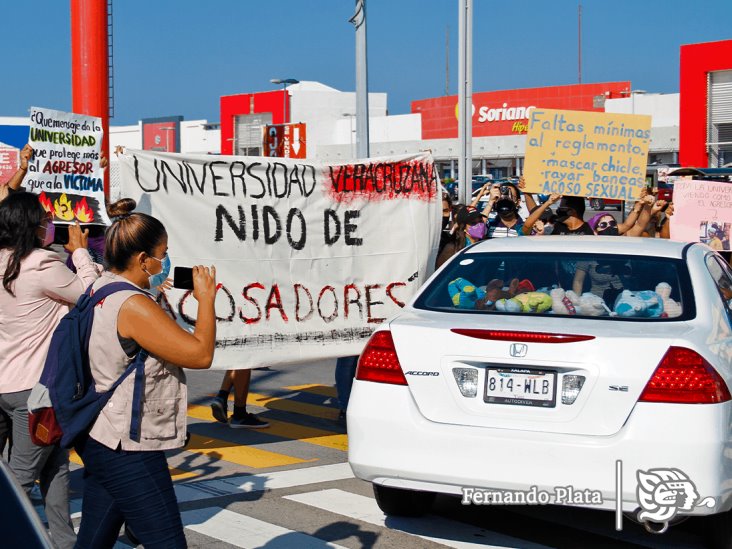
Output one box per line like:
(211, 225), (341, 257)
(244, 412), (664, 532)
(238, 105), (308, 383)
(87, 272), (187, 451)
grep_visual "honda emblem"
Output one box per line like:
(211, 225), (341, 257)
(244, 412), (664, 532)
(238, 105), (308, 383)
(509, 343), (528, 358)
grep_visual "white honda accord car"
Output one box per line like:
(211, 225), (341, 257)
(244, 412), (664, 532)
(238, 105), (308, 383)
(348, 236), (732, 548)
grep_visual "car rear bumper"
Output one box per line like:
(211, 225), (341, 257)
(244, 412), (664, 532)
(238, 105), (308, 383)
(347, 380), (732, 514)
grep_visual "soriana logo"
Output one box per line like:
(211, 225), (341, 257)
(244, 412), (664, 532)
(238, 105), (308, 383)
(455, 102), (536, 133)
(414, 82), (631, 140)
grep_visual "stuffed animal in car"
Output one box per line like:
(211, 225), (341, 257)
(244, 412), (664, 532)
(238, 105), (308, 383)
(550, 288), (579, 315)
(448, 278), (486, 309)
(495, 297), (523, 313)
(655, 282), (682, 318)
(577, 292), (609, 316)
(513, 291), (553, 313)
(613, 290), (664, 318)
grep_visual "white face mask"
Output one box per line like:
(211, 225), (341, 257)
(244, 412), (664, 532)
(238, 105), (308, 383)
(40, 220), (55, 247)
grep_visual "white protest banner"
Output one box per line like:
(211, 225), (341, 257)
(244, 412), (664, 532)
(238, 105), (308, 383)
(119, 150), (440, 369)
(670, 178), (732, 249)
(523, 108), (651, 200)
(23, 106), (109, 225)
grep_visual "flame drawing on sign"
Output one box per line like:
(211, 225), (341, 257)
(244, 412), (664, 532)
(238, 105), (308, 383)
(53, 194), (75, 221)
(38, 192), (55, 216)
(73, 197), (94, 223)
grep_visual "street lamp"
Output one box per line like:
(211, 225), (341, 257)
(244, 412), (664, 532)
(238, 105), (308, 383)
(270, 78), (299, 124)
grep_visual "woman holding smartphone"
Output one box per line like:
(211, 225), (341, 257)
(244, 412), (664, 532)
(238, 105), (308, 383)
(74, 198), (216, 548)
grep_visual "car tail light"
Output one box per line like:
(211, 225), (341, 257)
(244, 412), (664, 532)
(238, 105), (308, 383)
(639, 347), (731, 404)
(451, 329), (594, 343)
(356, 331), (407, 386)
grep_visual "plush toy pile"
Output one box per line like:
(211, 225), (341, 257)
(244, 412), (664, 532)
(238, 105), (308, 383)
(447, 277), (682, 318)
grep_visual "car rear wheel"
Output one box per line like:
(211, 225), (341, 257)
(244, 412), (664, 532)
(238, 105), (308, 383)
(373, 484), (435, 517)
(702, 510), (732, 549)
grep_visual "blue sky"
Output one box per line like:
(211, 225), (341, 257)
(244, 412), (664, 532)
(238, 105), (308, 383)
(1, 0), (729, 125)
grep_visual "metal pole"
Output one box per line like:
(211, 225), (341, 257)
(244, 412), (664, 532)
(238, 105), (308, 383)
(457, 0), (473, 205)
(578, 2), (582, 84)
(283, 84), (287, 124)
(351, 0), (370, 159)
(71, 0), (110, 201)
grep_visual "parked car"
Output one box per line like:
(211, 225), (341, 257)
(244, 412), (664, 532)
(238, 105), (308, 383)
(348, 236), (732, 549)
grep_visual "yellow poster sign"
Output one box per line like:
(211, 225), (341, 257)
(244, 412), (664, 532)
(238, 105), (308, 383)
(523, 108), (652, 200)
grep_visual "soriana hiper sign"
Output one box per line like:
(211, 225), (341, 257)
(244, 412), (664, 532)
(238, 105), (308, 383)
(412, 81), (630, 140)
(119, 150), (440, 369)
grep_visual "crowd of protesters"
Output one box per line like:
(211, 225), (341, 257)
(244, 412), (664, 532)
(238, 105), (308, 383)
(437, 177), (675, 268)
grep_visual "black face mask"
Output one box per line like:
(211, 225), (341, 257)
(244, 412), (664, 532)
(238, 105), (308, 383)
(555, 207), (571, 223)
(441, 217), (450, 231)
(495, 198), (517, 218)
(597, 227), (619, 236)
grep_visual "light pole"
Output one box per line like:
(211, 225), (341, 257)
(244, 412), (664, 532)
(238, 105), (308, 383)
(270, 78), (299, 124)
(457, 0), (473, 206)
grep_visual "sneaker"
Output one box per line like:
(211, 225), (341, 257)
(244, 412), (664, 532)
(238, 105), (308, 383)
(229, 413), (270, 429)
(210, 396), (228, 423)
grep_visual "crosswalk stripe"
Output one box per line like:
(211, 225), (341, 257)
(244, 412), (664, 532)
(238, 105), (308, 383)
(174, 462), (354, 503)
(187, 404), (348, 452)
(285, 489), (552, 549)
(185, 433), (315, 469)
(284, 384), (338, 398)
(182, 507), (349, 548)
(247, 391), (339, 420)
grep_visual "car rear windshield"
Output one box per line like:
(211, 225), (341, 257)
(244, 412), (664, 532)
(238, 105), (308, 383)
(415, 252), (694, 321)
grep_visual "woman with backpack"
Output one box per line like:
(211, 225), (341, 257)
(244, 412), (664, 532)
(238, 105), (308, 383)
(0, 192), (101, 549)
(74, 198), (216, 548)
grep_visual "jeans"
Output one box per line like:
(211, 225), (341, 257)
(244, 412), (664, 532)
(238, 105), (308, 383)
(335, 356), (359, 410)
(0, 389), (75, 549)
(74, 435), (186, 549)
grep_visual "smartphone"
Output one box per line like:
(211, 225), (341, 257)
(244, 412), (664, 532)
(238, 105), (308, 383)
(173, 267), (194, 290)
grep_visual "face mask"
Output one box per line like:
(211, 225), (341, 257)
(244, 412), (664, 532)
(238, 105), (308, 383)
(145, 253), (171, 288)
(40, 221), (55, 247)
(441, 217), (450, 231)
(597, 227), (619, 236)
(555, 208), (571, 223)
(467, 223), (487, 240)
(495, 198), (517, 218)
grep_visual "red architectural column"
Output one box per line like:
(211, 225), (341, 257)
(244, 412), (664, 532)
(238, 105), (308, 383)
(679, 40), (732, 168)
(71, 0), (110, 199)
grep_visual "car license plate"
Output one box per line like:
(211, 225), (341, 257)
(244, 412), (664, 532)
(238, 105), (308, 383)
(484, 367), (557, 408)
